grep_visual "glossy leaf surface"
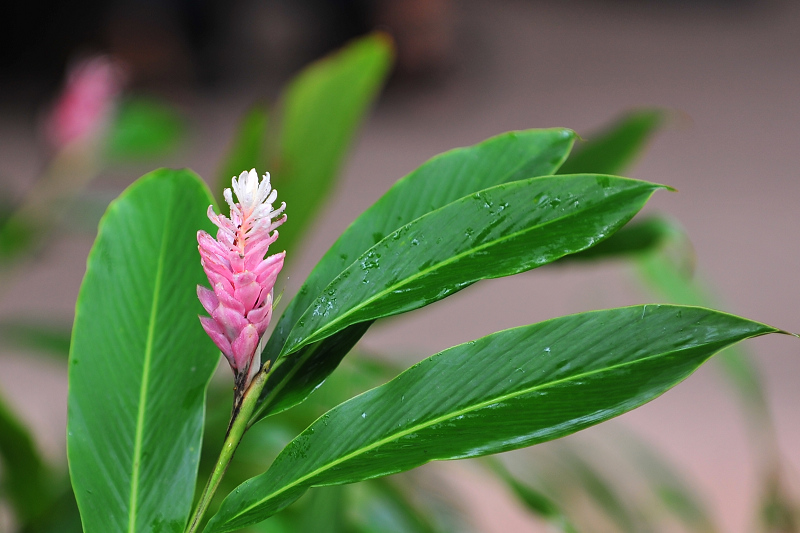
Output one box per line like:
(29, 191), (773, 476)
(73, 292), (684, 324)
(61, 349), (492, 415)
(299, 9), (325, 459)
(563, 216), (675, 262)
(267, 33), (393, 258)
(551, 109), (668, 267)
(254, 128), (577, 420)
(265, 128), (575, 361)
(206, 305), (779, 532)
(283, 175), (663, 354)
(68, 169), (219, 533)
(557, 109), (665, 175)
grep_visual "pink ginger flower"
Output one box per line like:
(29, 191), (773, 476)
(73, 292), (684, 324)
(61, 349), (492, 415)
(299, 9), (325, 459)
(45, 55), (126, 149)
(198, 169), (287, 393)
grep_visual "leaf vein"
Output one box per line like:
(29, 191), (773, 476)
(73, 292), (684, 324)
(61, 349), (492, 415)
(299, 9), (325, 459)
(237, 330), (707, 521)
(288, 181), (653, 353)
(127, 183), (174, 533)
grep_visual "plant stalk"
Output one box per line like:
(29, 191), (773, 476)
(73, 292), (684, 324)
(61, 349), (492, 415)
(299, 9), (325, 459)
(184, 364), (271, 533)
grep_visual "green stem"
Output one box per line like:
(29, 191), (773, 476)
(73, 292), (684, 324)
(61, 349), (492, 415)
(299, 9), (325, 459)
(184, 365), (271, 533)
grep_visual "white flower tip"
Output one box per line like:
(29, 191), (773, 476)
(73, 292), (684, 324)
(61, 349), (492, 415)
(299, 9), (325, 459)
(229, 168), (277, 213)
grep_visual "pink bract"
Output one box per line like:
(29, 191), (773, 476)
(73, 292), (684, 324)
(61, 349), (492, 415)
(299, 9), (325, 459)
(198, 169), (286, 392)
(45, 55), (126, 149)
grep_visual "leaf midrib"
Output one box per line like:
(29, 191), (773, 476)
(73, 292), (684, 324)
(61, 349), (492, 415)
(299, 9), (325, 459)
(286, 180), (653, 355)
(231, 332), (708, 522)
(127, 185), (174, 533)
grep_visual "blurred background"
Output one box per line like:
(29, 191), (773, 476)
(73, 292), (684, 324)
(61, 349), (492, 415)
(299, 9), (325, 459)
(0, 0), (799, 531)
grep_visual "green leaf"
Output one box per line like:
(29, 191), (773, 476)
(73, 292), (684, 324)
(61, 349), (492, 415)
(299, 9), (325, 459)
(759, 471), (800, 532)
(0, 208), (39, 261)
(634, 226), (790, 531)
(254, 128), (577, 420)
(635, 238), (770, 418)
(557, 109), (665, 175)
(296, 486), (348, 533)
(268, 128), (576, 358)
(561, 216), (677, 263)
(283, 175), (664, 355)
(0, 391), (51, 522)
(105, 97), (186, 160)
(205, 305), (780, 532)
(362, 478), (440, 533)
(67, 169), (220, 533)
(215, 105), (270, 205)
(483, 458), (578, 533)
(0, 319), (72, 360)
(266, 32), (393, 257)
(551, 109), (670, 268)
(20, 483), (83, 533)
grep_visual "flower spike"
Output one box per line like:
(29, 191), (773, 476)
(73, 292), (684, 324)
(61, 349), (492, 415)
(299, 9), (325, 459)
(198, 169), (286, 395)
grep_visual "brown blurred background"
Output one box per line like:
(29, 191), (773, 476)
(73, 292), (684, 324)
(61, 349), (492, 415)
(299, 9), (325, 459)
(1, 0), (799, 531)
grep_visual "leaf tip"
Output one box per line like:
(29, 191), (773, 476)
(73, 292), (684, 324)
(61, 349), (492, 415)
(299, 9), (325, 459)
(369, 30), (396, 57)
(645, 181), (676, 193)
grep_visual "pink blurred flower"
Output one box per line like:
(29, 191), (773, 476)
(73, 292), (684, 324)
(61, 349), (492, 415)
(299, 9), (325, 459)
(198, 169), (287, 393)
(45, 55), (126, 149)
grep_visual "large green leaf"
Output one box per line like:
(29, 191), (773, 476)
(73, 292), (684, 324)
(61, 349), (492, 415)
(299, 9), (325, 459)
(266, 33), (393, 258)
(0, 391), (51, 523)
(67, 169), (220, 533)
(283, 175), (664, 354)
(557, 109), (665, 175)
(253, 128), (577, 421)
(205, 305), (781, 532)
(265, 128), (576, 360)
